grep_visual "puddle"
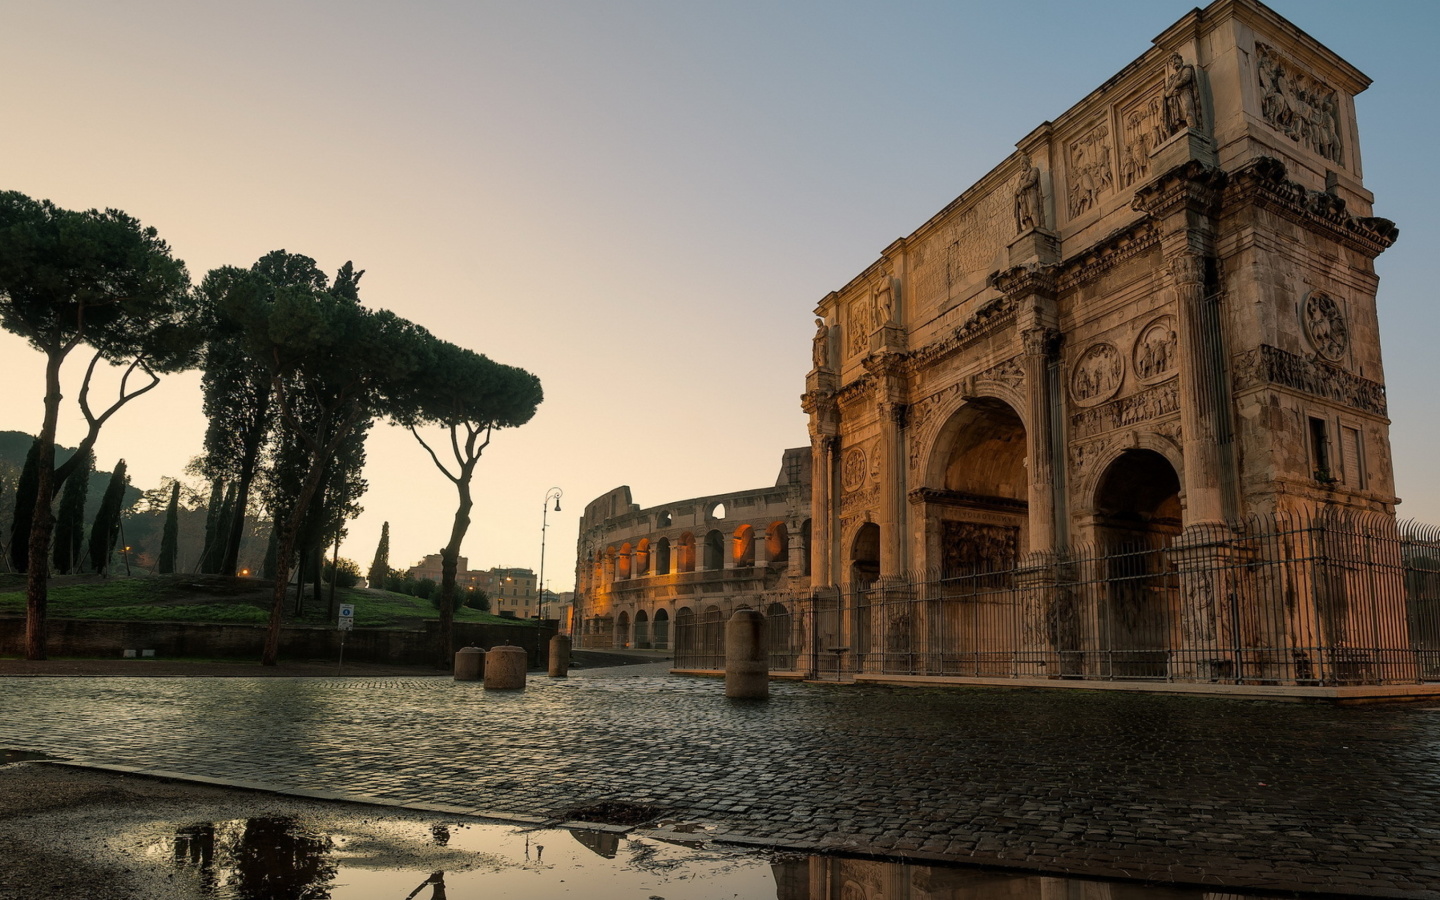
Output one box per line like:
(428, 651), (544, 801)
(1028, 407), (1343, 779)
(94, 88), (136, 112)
(128, 814), (1334, 899)
(1, 749), (51, 764)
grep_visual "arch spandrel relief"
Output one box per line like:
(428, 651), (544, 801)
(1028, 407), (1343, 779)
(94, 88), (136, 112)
(1070, 342), (1125, 407)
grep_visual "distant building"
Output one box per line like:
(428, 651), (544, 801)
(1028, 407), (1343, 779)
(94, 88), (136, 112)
(404, 556), (537, 614)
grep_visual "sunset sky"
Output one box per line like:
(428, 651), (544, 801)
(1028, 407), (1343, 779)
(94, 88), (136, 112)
(4, 0), (1437, 593)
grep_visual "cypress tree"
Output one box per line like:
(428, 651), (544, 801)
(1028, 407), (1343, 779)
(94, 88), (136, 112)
(52, 447), (92, 573)
(158, 481), (180, 574)
(202, 482), (236, 575)
(198, 479), (223, 574)
(367, 522), (390, 588)
(88, 460), (129, 575)
(7, 439), (41, 574)
(262, 524), (279, 580)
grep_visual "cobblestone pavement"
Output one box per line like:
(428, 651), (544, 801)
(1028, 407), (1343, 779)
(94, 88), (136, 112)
(2, 669), (1439, 898)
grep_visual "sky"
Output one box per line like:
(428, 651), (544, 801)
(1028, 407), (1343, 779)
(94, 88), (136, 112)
(3, 0), (1437, 593)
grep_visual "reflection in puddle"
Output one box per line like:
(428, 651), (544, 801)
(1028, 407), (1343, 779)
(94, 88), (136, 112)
(152, 816), (1329, 899)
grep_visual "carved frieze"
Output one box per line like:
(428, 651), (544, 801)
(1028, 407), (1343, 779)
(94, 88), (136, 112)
(1234, 344), (1386, 417)
(976, 357), (1025, 391)
(1120, 90), (1164, 188)
(839, 485), (879, 516)
(1070, 382), (1181, 439)
(1066, 121), (1114, 218)
(941, 520), (1020, 575)
(1133, 316), (1179, 384)
(1301, 291), (1348, 361)
(1070, 342), (1124, 406)
(841, 446), (868, 492)
(1256, 43), (1343, 165)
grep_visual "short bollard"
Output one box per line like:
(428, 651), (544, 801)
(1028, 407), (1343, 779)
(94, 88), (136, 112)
(484, 645), (528, 690)
(548, 634), (571, 677)
(725, 608), (768, 700)
(453, 646), (485, 682)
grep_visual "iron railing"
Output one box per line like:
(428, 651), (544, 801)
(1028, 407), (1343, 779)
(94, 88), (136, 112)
(664, 510), (1440, 687)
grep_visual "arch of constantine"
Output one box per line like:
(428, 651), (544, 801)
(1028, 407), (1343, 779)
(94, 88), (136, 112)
(578, 0), (1440, 692)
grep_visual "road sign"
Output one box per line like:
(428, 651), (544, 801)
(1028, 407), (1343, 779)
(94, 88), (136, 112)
(338, 604), (355, 631)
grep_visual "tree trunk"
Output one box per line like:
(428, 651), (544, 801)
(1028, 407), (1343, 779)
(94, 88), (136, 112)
(221, 383), (270, 576)
(24, 350), (65, 660)
(437, 479), (473, 669)
(262, 409), (358, 666)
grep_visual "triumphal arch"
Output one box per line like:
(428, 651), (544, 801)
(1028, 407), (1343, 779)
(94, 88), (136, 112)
(801, 0), (1422, 686)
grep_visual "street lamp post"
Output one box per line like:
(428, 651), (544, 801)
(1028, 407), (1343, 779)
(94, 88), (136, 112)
(537, 487), (562, 620)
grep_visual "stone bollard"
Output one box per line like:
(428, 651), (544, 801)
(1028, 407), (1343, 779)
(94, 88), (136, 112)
(548, 634), (571, 677)
(453, 646), (486, 682)
(484, 645), (528, 690)
(725, 608), (769, 700)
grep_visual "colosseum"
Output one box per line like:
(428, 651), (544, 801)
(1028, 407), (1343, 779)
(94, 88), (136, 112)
(573, 449), (811, 664)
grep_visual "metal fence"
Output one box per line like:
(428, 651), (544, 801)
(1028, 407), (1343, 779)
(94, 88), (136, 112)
(671, 511), (1440, 687)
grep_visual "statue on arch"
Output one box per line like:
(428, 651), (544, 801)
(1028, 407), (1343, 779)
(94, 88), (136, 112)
(1163, 53), (1202, 136)
(1013, 153), (1045, 233)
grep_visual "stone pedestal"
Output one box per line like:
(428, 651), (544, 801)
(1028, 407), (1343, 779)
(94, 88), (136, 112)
(1015, 560), (1059, 677)
(548, 634), (571, 677)
(484, 645), (527, 690)
(725, 609), (768, 699)
(1007, 228), (1058, 267)
(453, 646), (485, 682)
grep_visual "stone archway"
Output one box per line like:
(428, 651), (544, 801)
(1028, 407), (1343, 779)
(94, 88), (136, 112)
(1093, 449), (1183, 678)
(851, 523), (880, 588)
(921, 397), (1028, 576)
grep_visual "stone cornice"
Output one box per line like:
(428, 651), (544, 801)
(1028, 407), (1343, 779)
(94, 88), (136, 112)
(1131, 159), (1227, 221)
(988, 263), (1059, 300)
(1054, 221), (1161, 292)
(1224, 157), (1398, 259)
(906, 487), (1029, 513)
(904, 295), (1018, 376)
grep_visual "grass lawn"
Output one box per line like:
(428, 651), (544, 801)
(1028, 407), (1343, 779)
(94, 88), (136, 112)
(0, 574), (535, 629)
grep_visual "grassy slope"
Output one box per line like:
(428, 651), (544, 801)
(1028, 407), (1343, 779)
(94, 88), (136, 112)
(0, 574), (534, 629)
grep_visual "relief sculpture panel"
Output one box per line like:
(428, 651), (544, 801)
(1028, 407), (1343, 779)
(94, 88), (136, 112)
(1070, 342), (1125, 406)
(1302, 291), (1348, 361)
(941, 521), (1019, 575)
(1066, 121), (1114, 218)
(1256, 43), (1343, 164)
(1120, 90), (1164, 188)
(1133, 316), (1178, 384)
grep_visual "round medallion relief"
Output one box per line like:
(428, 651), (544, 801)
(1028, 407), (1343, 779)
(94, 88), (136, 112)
(1302, 291), (1348, 361)
(1070, 342), (1124, 406)
(841, 447), (867, 492)
(1133, 316), (1178, 384)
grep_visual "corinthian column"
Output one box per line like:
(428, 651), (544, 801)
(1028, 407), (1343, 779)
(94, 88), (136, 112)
(1021, 326), (1060, 556)
(1169, 250), (1225, 526)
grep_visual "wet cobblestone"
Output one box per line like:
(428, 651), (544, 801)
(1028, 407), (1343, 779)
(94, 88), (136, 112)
(2, 668), (1439, 897)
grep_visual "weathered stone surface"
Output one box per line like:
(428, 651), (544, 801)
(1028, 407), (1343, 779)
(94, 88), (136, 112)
(547, 634), (570, 678)
(724, 609), (768, 700)
(452, 646), (484, 682)
(483, 645), (527, 690)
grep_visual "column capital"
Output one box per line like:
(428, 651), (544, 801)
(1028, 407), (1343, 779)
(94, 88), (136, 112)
(1021, 326), (1062, 360)
(1165, 251), (1207, 288)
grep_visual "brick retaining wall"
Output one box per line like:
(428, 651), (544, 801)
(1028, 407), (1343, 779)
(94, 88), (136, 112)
(0, 617), (555, 667)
